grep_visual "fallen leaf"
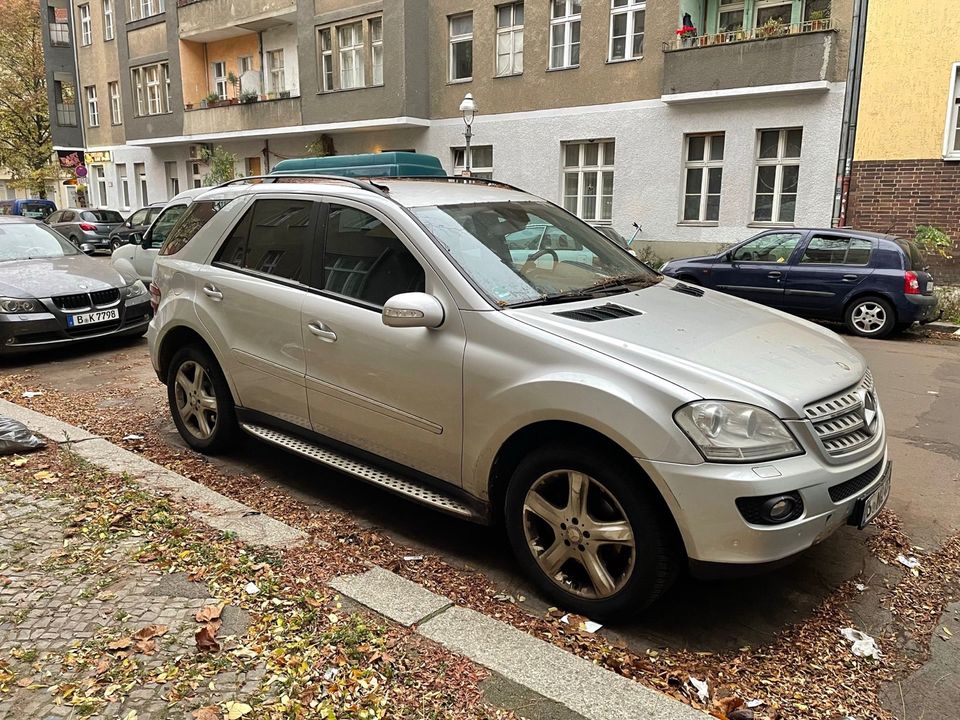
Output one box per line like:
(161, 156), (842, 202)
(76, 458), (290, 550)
(32, 471), (54, 481)
(191, 707), (220, 720)
(134, 638), (156, 655)
(224, 701), (253, 719)
(93, 656), (111, 675)
(133, 624), (168, 641)
(122, 711), (139, 720)
(107, 637), (132, 651)
(195, 623), (221, 653)
(195, 603), (225, 623)
(10, 458), (27, 467)
(16, 677), (33, 687)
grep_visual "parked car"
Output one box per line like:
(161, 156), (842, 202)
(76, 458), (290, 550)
(660, 229), (940, 338)
(111, 188), (206, 284)
(109, 202), (165, 251)
(148, 169), (889, 620)
(0, 198), (57, 220)
(45, 208), (124, 254)
(0, 216), (151, 353)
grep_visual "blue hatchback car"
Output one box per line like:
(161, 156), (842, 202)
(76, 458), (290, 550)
(660, 229), (940, 338)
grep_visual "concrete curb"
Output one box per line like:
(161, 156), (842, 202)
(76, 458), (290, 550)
(0, 398), (706, 719)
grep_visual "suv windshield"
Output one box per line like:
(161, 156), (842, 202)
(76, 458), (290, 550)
(0, 223), (79, 261)
(413, 201), (658, 305)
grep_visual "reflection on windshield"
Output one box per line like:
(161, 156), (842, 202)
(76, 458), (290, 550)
(413, 201), (656, 305)
(0, 223), (80, 261)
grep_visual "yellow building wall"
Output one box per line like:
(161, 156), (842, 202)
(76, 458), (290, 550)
(179, 35), (261, 106)
(855, 1), (960, 161)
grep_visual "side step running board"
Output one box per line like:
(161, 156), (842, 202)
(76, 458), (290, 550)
(240, 423), (482, 521)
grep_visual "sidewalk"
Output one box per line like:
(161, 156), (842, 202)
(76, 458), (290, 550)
(0, 400), (706, 720)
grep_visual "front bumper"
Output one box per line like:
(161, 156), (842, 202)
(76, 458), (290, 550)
(639, 429), (889, 565)
(0, 295), (151, 354)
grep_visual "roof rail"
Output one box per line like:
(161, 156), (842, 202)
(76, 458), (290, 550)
(213, 174), (391, 195)
(384, 175), (527, 193)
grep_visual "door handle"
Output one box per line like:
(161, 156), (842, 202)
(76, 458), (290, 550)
(307, 321), (337, 342)
(842, 274), (859, 282)
(202, 283), (223, 301)
(767, 271), (782, 279)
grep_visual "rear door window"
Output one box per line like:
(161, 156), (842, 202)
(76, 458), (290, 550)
(61, 211), (76, 222)
(214, 198), (316, 283)
(799, 235), (873, 266)
(159, 199), (230, 256)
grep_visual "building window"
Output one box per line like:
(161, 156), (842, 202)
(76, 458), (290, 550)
(718, 0), (745, 32)
(139, 0), (153, 19)
(754, 128), (802, 224)
(549, 0), (581, 70)
(92, 165), (107, 206)
(191, 162), (204, 189)
(319, 29), (334, 91)
(212, 61), (227, 99)
(54, 78), (77, 126)
(449, 13), (473, 81)
(266, 50), (285, 93)
(103, 0), (114, 40)
(109, 81), (122, 124)
(338, 22), (364, 89)
(131, 62), (169, 116)
(48, 6), (70, 46)
(85, 85), (99, 127)
(682, 134), (724, 223)
(128, 0), (137, 21)
(239, 55), (254, 74)
(496, 3), (524, 77)
(944, 64), (960, 159)
(117, 164), (130, 208)
(453, 146), (493, 179)
(609, 0), (644, 61)
(563, 141), (615, 222)
(370, 17), (383, 86)
(135, 163), (148, 206)
(165, 162), (179, 198)
(79, 4), (92, 46)
(754, 0), (793, 27)
(803, 0), (831, 21)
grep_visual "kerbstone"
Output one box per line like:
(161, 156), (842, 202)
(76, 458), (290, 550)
(330, 566), (452, 627)
(420, 606), (706, 720)
(0, 398), (98, 443)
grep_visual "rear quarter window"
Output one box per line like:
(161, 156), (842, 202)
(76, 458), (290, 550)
(894, 239), (924, 270)
(159, 200), (230, 256)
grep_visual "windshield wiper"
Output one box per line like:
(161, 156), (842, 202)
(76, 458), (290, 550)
(506, 290), (598, 308)
(586, 273), (660, 293)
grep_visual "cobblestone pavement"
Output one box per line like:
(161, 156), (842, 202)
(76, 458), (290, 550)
(0, 479), (264, 719)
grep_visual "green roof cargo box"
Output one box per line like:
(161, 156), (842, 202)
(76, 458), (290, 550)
(271, 152), (446, 178)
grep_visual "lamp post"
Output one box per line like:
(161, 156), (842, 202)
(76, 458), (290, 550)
(459, 93), (477, 176)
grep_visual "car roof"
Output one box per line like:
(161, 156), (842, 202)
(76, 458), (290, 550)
(0, 215), (39, 224)
(767, 227), (902, 242)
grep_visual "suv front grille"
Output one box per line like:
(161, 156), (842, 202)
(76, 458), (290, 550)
(805, 371), (880, 457)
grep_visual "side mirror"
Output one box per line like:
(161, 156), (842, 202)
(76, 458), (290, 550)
(382, 292), (444, 329)
(129, 232), (143, 246)
(721, 251), (733, 263)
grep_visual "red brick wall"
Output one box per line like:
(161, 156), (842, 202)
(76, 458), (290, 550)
(847, 159), (960, 283)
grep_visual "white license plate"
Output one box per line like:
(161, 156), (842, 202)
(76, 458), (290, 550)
(928, 281), (934, 292)
(857, 463), (892, 529)
(67, 308), (119, 327)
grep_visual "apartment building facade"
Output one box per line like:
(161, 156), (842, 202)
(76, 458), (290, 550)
(43, 0), (854, 245)
(845, 0), (960, 281)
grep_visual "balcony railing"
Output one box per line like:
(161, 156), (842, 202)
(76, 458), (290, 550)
(48, 22), (70, 47)
(665, 18), (835, 52)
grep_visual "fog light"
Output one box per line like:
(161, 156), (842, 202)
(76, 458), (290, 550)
(736, 491), (803, 526)
(763, 496), (796, 522)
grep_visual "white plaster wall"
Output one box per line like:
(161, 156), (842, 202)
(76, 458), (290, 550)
(420, 84), (847, 245)
(261, 25), (300, 96)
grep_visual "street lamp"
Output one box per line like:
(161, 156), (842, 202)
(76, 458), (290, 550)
(459, 93), (477, 176)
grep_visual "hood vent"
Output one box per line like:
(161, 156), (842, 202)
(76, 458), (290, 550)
(672, 282), (705, 297)
(553, 303), (642, 322)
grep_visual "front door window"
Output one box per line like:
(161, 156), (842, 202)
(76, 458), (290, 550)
(732, 233), (802, 264)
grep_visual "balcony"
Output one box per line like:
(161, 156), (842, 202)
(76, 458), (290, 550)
(182, 95), (301, 139)
(662, 20), (839, 103)
(177, 0), (295, 41)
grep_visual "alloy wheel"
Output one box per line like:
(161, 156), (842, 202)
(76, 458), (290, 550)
(173, 360), (218, 440)
(851, 302), (886, 334)
(522, 470), (636, 600)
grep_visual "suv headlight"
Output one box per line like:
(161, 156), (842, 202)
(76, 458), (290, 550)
(125, 281), (146, 298)
(0, 298), (44, 313)
(674, 401), (802, 462)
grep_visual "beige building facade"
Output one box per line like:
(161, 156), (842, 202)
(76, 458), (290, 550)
(46, 0), (856, 245)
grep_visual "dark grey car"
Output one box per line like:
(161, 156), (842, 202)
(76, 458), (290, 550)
(0, 216), (152, 353)
(45, 208), (124, 254)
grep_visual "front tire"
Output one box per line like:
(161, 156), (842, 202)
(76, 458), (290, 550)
(845, 297), (895, 338)
(110, 237), (121, 252)
(504, 445), (680, 621)
(166, 345), (238, 454)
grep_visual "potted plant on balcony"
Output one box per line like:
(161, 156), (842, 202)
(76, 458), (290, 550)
(203, 91), (221, 109)
(227, 72), (240, 104)
(240, 89), (258, 104)
(809, 9), (829, 31)
(759, 17), (785, 38)
(675, 24), (697, 48)
(279, 89), (291, 99)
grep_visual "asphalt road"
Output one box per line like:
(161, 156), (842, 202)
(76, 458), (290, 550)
(2, 288), (959, 714)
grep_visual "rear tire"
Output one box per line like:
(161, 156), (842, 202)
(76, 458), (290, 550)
(166, 345), (238, 454)
(845, 296), (896, 338)
(504, 444), (680, 621)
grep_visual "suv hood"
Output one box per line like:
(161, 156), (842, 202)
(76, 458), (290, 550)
(0, 256), (134, 298)
(505, 280), (865, 418)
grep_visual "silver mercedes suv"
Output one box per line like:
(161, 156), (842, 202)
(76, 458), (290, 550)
(147, 174), (890, 619)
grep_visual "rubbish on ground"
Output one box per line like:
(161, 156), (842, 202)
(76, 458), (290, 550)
(687, 676), (709, 703)
(323, 667), (339, 681)
(21, 391), (42, 398)
(840, 628), (882, 659)
(0, 417), (46, 455)
(896, 554), (921, 570)
(927, 391), (939, 396)
(244, 581), (259, 595)
(402, 555), (423, 562)
(745, 699), (764, 708)
(855, 583), (867, 592)
(559, 613), (603, 633)
(122, 434), (144, 441)
(493, 593), (516, 603)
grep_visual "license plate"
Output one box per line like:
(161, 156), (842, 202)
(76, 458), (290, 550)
(67, 308), (119, 327)
(928, 281), (934, 292)
(855, 463), (892, 529)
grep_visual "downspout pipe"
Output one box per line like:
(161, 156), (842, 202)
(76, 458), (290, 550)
(833, 0), (869, 227)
